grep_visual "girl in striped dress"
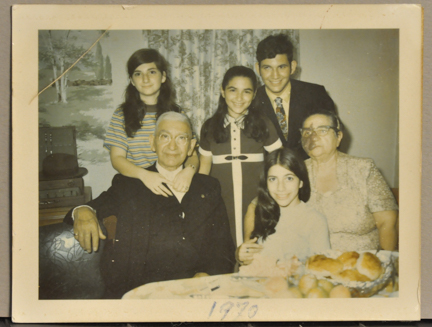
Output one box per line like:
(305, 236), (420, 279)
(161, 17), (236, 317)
(199, 66), (282, 247)
(104, 49), (198, 196)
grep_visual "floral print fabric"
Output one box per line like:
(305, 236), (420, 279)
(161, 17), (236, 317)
(305, 152), (398, 251)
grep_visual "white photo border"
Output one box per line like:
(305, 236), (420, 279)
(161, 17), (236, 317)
(12, 4), (421, 323)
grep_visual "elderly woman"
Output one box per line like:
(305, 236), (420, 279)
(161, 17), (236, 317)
(300, 110), (398, 251)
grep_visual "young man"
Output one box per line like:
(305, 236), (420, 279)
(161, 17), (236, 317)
(65, 112), (235, 298)
(255, 34), (336, 158)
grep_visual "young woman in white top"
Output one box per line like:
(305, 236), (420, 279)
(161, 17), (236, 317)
(236, 147), (330, 265)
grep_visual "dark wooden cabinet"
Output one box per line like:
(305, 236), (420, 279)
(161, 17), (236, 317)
(39, 177), (87, 209)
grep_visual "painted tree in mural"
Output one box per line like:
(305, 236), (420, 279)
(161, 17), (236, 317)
(95, 42), (104, 80)
(39, 30), (93, 103)
(105, 55), (112, 80)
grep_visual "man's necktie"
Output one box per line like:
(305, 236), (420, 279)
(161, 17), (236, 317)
(275, 97), (288, 140)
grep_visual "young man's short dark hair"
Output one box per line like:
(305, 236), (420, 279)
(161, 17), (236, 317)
(256, 34), (294, 65)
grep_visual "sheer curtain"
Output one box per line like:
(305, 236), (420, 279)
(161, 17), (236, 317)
(141, 29), (298, 135)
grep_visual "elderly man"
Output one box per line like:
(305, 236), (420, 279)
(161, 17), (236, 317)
(64, 112), (235, 299)
(255, 34), (336, 159)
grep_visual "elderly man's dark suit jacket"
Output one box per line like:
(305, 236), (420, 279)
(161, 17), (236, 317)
(255, 79), (336, 159)
(64, 164), (235, 298)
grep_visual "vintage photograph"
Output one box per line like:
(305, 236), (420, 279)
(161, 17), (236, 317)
(12, 4), (421, 323)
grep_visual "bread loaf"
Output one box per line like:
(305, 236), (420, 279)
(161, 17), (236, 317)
(355, 252), (383, 280)
(337, 251), (360, 269)
(306, 254), (344, 278)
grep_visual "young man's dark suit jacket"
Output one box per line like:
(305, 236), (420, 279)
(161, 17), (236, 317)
(255, 79), (336, 159)
(64, 164), (235, 298)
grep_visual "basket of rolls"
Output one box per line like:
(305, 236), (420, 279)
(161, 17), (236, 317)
(302, 250), (398, 298)
(238, 250), (398, 298)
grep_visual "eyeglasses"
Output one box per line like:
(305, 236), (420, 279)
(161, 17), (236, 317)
(300, 126), (339, 138)
(158, 132), (189, 145)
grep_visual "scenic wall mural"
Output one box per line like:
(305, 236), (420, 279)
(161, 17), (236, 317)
(38, 29), (298, 196)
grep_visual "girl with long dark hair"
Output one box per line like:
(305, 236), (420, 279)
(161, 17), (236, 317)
(199, 66), (282, 247)
(236, 147), (330, 266)
(104, 49), (198, 196)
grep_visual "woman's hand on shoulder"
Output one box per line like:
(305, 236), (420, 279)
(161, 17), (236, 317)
(138, 169), (173, 197)
(172, 166), (194, 193)
(109, 146), (174, 196)
(172, 149), (199, 191)
(236, 237), (263, 265)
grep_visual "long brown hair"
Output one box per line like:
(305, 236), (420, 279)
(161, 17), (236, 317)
(251, 147), (311, 240)
(120, 49), (180, 137)
(201, 66), (268, 144)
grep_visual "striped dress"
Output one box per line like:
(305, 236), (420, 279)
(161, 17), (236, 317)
(104, 106), (158, 168)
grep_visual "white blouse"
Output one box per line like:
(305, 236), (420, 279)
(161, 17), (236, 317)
(259, 201), (331, 261)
